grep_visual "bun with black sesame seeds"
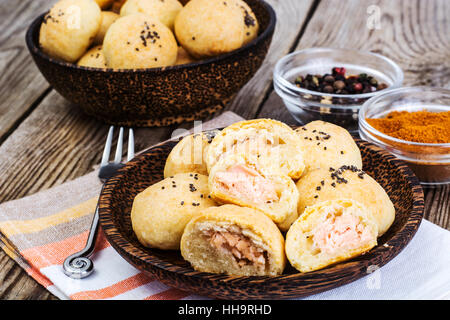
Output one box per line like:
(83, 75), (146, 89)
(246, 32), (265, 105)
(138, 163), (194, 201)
(77, 45), (107, 68)
(296, 166), (395, 236)
(234, 0), (259, 45)
(295, 121), (362, 176)
(103, 13), (178, 69)
(174, 0), (246, 59)
(39, 0), (102, 62)
(131, 173), (217, 250)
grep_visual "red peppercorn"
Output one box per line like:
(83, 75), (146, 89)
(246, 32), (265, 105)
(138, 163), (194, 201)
(353, 83), (363, 91)
(332, 67), (346, 77)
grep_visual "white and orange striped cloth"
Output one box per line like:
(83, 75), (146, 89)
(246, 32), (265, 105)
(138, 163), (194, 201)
(0, 111), (449, 300)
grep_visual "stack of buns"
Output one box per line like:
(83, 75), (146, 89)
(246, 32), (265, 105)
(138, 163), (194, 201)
(38, 0), (260, 69)
(131, 119), (396, 276)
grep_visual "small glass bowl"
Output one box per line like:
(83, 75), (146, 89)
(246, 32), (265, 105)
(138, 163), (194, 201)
(359, 87), (450, 186)
(273, 48), (404, 132)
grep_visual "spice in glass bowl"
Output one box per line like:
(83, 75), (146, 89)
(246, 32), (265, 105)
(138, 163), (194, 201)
(363, 109), (450, 185)
(366, 110), (450, 144)
(294, 67), (388, 96)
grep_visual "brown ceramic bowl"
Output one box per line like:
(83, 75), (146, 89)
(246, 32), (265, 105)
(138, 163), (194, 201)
(25, 0), (276, 127)
(98, 132), (424, 300)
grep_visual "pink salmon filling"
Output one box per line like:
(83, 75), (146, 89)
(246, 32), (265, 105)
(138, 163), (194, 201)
(207, 230), (267, 269)
(312, 211), (373, 256)
(214, 165), (279, 204)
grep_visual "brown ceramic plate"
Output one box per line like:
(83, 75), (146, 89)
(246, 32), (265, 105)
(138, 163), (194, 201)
(98, 134), (424, 299)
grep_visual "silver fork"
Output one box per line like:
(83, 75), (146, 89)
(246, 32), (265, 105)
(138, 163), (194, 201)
(63, 126), (134, 279)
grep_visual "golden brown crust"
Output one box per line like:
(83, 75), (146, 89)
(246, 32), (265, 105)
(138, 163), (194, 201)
(234, 0), (259, 45)
(296, 166), (395, 236)
(286, 199), (378, 273)
(77, 45), (107, 68)
(131, 173), (216, 250)
(120, 0), (182, 30)
(206, 119), (305, 179)
(174, 0), (245, 59)
(39, 0), (102, 62)
(295, 121), (362, 176)
(103, 13), (178, 69)
(164, 131), (218, 178)
(93, 11), (120, 45)
(181, 204), (286, 276)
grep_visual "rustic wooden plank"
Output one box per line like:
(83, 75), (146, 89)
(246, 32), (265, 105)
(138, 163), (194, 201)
(0, 0), (57, 144)
(258, 0), (450, 231)
(222, 0), (317, 119)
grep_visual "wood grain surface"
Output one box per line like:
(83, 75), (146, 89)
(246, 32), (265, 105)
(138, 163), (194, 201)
(0, 0), (448, 299)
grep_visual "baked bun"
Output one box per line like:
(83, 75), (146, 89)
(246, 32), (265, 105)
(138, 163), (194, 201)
(181, 204), (286, 276)
(235, 0), (259, 45)
(93, 11), (120, 45)
(120, 0), (183, 30)
(285, 199), (378, 273)
(208, 155), (299, 231)
(295, 121), (362, 175)
(94, 0), (114, 9)
(175, 46), (196, 65)
(39, 0), (102, 62)
(131, 173), (216, 250)
(164, 130), (219, 178)
(206, 119), (305, 179)
(77, 45), (107, 68)
(296, 166), (395, 236)
(103, 13), (178, 69)
(174, 0), (245, 58)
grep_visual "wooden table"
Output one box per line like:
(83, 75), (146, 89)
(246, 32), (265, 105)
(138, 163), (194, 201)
(0, 0), (448, 300)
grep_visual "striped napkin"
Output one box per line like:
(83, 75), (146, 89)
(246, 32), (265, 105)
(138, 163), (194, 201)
(0, 111), (243, 300)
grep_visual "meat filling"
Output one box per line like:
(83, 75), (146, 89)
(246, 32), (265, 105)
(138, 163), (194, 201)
(206, 229), (267, 270)
(214, 164), (279, 204)
(310, 206), (374, 256)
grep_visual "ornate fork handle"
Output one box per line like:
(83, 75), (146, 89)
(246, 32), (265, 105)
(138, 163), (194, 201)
(62, 188), (103, 279)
